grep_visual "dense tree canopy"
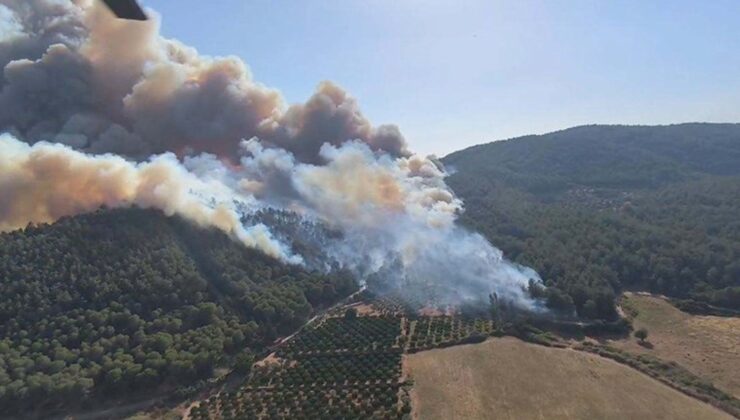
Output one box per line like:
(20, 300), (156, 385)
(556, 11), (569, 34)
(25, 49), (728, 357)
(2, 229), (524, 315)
(2, 123), (739, 414)
(0, 208), (356, 414)
(444, 123), (740, 319)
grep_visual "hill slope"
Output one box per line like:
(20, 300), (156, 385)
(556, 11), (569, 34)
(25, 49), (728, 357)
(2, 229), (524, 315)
(445, 123), (740, 193)
(0, 208), (356, 415)
(443, 123), (740, 319)
(612, 293), (740, 398)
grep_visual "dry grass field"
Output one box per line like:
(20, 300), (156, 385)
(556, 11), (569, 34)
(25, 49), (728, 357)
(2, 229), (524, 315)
(612, 293), (740, 398)
(405, 337), (732, 420)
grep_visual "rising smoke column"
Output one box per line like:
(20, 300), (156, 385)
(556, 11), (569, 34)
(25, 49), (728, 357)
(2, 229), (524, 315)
(0, 0), (407, 160)
(0, 134), (301, 263)
(0, 0), (544, 309)
(234, 140), (542, 310)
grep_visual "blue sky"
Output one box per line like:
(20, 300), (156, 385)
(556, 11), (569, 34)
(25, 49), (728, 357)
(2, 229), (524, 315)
(141, 0), (740, 156)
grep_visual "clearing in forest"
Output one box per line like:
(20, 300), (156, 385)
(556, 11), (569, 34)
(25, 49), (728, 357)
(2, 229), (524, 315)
(405, 337), (732, 420)
(612, 293), (740, 398)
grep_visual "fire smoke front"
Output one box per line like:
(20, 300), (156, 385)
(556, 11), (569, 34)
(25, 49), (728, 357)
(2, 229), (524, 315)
(0, 0), (542, 310)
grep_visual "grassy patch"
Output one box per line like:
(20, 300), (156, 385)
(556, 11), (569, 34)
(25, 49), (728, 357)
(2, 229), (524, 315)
(611, 294), (740, 398)
(407, 337), (732, 420)
(576, 341), (740, 418)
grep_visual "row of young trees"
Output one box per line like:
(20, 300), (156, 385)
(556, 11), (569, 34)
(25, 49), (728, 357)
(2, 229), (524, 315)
(409, 316), (492, 350)
(197, 311), (409, 419)
(278, 315), (402, 357)
(193, 383), (408, 420)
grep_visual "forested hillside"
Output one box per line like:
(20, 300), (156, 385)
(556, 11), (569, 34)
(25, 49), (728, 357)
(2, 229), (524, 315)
(0, 209), (356, 415)
(444, 123), (740, 319)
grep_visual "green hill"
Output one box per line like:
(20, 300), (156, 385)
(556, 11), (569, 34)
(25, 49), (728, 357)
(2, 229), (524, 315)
(0, 208), (356, 415)
(2, 123), (739, 415)
(443, 123), (740, 319)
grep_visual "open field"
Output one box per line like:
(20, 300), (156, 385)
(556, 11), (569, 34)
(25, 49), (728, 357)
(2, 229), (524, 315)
(612, 293), (740, 398)
(406, 337), (732, 420)
(178, 295), (739, 419)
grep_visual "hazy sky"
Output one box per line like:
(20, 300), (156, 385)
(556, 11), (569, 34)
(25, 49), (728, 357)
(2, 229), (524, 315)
(141, 0), (740, 156)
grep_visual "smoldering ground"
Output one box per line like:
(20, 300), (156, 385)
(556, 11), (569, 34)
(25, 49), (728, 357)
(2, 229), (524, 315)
(0, 0), (544, 310)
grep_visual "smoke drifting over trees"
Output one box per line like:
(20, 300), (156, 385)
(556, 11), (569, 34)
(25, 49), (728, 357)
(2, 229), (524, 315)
(0, 0), (542, 309)
(0, 135), (299, 262)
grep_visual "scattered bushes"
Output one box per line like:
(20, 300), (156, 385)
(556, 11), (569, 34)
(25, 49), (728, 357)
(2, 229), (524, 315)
(672, 299), (740, 317)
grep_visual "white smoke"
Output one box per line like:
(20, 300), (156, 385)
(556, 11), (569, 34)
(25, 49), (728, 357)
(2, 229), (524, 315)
(0, 133), (301, 263)
(0, 0), (544, 309)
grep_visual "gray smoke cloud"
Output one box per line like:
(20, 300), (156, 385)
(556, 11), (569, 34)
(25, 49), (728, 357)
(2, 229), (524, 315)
(0, 0), (543, 310)
(0, 0), (408, 161)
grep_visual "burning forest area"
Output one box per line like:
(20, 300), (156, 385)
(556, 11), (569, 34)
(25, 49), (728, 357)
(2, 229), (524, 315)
(2, 1), (739, 419)
(0, 0), (547, 312)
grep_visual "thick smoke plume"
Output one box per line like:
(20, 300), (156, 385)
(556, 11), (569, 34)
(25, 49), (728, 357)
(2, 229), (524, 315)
(0, 0), (542, 309)
(0, 0), (407, 160)
(0, 134), (300, 263)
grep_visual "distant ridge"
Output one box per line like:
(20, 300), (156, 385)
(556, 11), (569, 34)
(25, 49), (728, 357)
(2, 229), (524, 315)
(444, 122), (740, 194)
(447, 122), (740, 158)
(442, 122), (740, 320)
